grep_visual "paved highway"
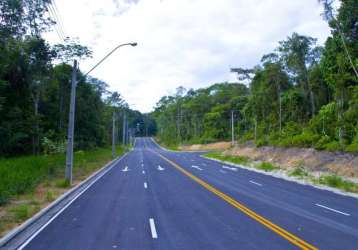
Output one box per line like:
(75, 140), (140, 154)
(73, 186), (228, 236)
(20, 137), (358, 250)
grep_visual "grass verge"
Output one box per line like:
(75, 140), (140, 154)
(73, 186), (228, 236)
(318, 175), (358, 193)
(255, 162), (277, 172)
(0, 146), (127, 237)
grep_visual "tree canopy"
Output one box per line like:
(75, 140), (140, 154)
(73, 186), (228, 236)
(0, 0), (151, 156)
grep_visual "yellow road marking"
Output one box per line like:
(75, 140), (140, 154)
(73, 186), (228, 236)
(155, 152), (317, 250)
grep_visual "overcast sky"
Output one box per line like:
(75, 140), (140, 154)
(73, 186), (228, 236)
(45, 0), (331, 112)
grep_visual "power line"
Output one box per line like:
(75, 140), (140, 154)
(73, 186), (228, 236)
(49, 4), (66, 40)
(47, 4), (65, 41)
(47, 1), (66, 41)
(52, 0), (67, 39)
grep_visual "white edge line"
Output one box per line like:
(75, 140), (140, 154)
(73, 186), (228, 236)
(144, 182), (148, 189)
(315, 203), (350, 216)
(17, 152), (129, 250)
(191, 165), (203, 171)
(149, 218), (158, 239)
(249, 180), (263, 187)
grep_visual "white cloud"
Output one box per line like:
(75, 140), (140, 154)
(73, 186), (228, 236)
(46, 0), (331, 112)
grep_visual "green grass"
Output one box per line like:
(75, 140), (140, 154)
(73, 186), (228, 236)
(255, 162), (277, 172)
(166, 144), (179, 151)
(289, 167), (308, 178)
(318, 175), (358, 193)
(54, 179), (70, 188)
(203, 152), (250, 165)
(45, 191), (55, 202)
(0, 146), (126, 206)
(10, 204), (30, 222)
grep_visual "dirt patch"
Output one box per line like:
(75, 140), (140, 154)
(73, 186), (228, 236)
(179, 141), (232, 151)
(0, 183), (68, 238)
(224, 142), (358, 178)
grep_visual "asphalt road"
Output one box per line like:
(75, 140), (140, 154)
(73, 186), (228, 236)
(20, 137), (358, 250)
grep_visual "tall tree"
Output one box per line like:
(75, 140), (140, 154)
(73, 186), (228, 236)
(278, 33), (320, 118)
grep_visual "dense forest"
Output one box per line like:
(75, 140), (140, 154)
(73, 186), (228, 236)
(152, 0), (358, 153)
(0, 0), (153, 157)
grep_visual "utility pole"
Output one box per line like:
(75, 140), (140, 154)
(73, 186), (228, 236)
(126, 121), (129, 145)
(279, 91), (282, 135)
(65, 60), (78, 184)
(64, 43), (137, 184)
(231, 110), (235, 146)
(112, 111), (116, 159)
(122, 112), (126, 145)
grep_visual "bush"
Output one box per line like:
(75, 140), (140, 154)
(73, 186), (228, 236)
(290, 130), (320, 147)
(314, 135), (332, 150)
(289, 167), (308, 177)
(203, 152), (250, 165)
(319, 175), (358, 192)
(281, 121), (302, 138)
(197, 137), (218, 145)
(256, 162), (276, 172)
(255, 138), (268, 147)
(346, 135), (358, 153)
(346, 142), (358, 153)
(322, 140), (342, 151)
(241, 131), (254, 142)
(42, 137), (66, 155)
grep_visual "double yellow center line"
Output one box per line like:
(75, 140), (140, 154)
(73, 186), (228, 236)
(156, 152), (317, 250)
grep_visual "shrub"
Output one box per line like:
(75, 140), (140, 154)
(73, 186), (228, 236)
(281, 121), (302, 138)
(11, 204), (29, 221)
(204, 152), (250, 165)
(289, 167), (308, 177)
(42, 137), (66, 155)
(314, 135), (332, 150)
(197, 137), (218, 145)
(319, 175), (358, 192)
(346, 135), (358, 153)
(241, 131), (254, 142)
(255, 138), (268, 147)
(256, 162), (276, 172)
(322, 140), (342, 151)
(346, 142), (358, 153)
(290, 130), (320, 147)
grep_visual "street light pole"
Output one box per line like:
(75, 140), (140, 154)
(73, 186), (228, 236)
(65, 42), (137, 184)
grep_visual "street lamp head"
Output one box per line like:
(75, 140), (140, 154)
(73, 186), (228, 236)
(130, 42), (138, 47)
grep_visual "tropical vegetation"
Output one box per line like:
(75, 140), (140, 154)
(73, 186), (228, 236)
(152, 0), (358, 153)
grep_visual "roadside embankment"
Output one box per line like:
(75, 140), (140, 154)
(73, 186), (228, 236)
(225, 142), (358, 179)
(179, 140), (358, 179)
(172, 140), (358, 195)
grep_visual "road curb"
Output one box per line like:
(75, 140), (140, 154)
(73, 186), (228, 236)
(0, 151), (130, 249)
